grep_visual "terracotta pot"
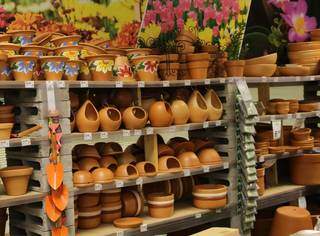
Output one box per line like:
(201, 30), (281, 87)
(114, 56), (134, 81)
(0, 166), (33, 196)
(122, 106), (148, 130)
(21, 45), (50, 56)
(182, 176), (195, 198)
(299, 101), (320, 112)
(224, 60), (245, 77)
(79, 43), (106, 59)
(76, 100), (100, 132)
(158, 144), (175, 157)
(178, 63), (191, 80)
(78, 158), (100, 172)
(113, 217), (143, 228)
(244, 64), (277, 77)
(0, 123), (13, 140)
(126, 48), (152, 59)
(192, 138), (215, 152)
(192, 184), (227, 209)
(73, 170), (94, 187)
(78, 205), (101, 229)
(64, 60), (81, 81)
(268, 146), (285, 154)
(95, 142), (123, 156)
(51, 35), (81, 47)
(0, 105), (14, 114)
(115, 164), (139, 180)
(0, 54), (10, 81)
(245, 53), (277, 65)
(131, 55), (160, 81)
(270, 206), (313, 236)
(116, 152), (137, 165)
(99, 107), (121, 131)
(198, 148), (222, 166)
(122, 190), (144, 217)
(149, 101), (173, 127)
(147, 193), (174, 218)
(55, 45), (82, 61)
(276, 101), (290, 114)
(101, 201), (122, 223)
(0, 113), (14, 123)
(7, 30), (35, 45)
(188, 90), (209, 123)
(92, 167), (114, 183)
(204, 89), (223, 121)
(257, 167), (265, 196)
(291, 137), (314, 150)
(187, 61), (209, 80)
(86, 54), (116, 81)
(287, 99), (299, 113)
(8, 55), (37, 81)
(167, 137), (195, 155)
(0, 43), (20, 56)
(104, 48), (126, 56)
(136, 161), (157, 177)
(99, 156), (118, 172)
(78, 193), (100, 208)
(158, 156), (183, 173)
(75, 144), (101, 160)
(170, 100), (190, 125)
(0, 34), (10, 43)
(290, 154), (320, 185)
(170, 178), (184, 200)
(79, 62), (92, 81)
(177, 152), (201, 169)
(291, 128), (311, 141)
(186, 53), (210, 62)
(40, 56), (68, 81)
(160, 54), (179, 62)
(112, 89), (134, 108)
(158, 63), (180, 81)
(101, 188), (121, 204)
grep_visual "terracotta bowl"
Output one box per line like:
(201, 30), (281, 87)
(114, 164), (139, 180)
(116, 152), (137, 165)
(99, 107), (122, 132)
(99, 156), (118, 172)
(299, 101), (320, 112)
(136, 161), (157, 177)
(268, 146), (286, 154)
(278, 65), (311, 76)
(121, 190), (144, 217)
(245, 53), (277, 65)
(78, 193), (100, 208)
(113, 217), (143, 228)
(101, 188), (121, 204)
(78, 158), (100, 172)
(92, 167), (114, 184)
(290, 154), (320, 185)
(276, 101), (290, 114)
(76, 145), (101, 160)
(158, 156), (183, 173)
(192, 184), (227, 209)
(158, 144), (175, 157)
(291, 128), (311, 141)
(288, 41), (320, 52)
(73, 170), (93, 187)
(198, 148), (222, 166)
(95, 142), (123, 156)
(177, 152), (201, 169)
(147, 193), (174, 218)
(101, 201), (122, 223)
(244, 64), (277, 77)
(78, 205), (102, 229)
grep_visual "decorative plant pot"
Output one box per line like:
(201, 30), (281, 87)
(114, 56), (134, 81)
(126, 48), (152, 60)
(136, 161), (157, 177)
(290, 154), (320, 185)
(51, 35), (81, 47)
(8, 55), (37, 81)
(73, 170), (94, 187)
(99, 156), (118, 172)
(64, 60), (81, 81)
(0, 43), (20, 56)
(7, 30), (35, 45)
(78, 193), (100, 208)
(268, 146), (286, 154)
(198, 148), (222, 166)
(99, 107), (122, 131)
(257, 167), (265, 196)
(177, 152), (201, 169)
(92, 167), (114, 183)
(114, 164), (139, 180)
(0, 34), (10, 43)
(149, 101), (173, 127)
(105, 48), (126, 56)
(160, 54), (179, 63)
(131, 55), (160, 81)
(121, 190), (144, 217)
(186, 53), (210, 62)
(78, 205), (101, 229)
(178, 63), (192, 80)
(158, 156), (183, 173)
(171, 100), (190, 125)
(86, 54), (116, 81)
(79, 43), (106, 59)
(21, 45), (50, 57)
(147, 193), (174, 218)
(55, 45), (82, 61)
(0, 53), (10, 81)
(0, 121), (13, 139)
(75, 100), (100, 133)
(204, 89), (223, 121)
(101, 201), (122, 223)
(224, 60), (245, 77)
(0, 166), (33, 196)
(40, 56), (68, 81)
(122, 106), (148, 130)
(187, 61), (209, 80)
(188, 90), (209, 123)
(192, 184), (227, 209)
(78, 158), (100, 172)
(158, 63), (180, 81)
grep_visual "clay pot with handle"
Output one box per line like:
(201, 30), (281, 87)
(187, 90), (209, 123)
(76, 100), (100, 133)
(122, 106), (148, 130)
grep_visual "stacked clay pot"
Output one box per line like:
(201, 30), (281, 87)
(0, 104), (14, 140)
(266, 99), (299, 115)
(244, 53), (277, 77)
(101, 189), (122, 223)
(290, 128), (314, 150)
(256, 166), (265, 196)
(200, 45), (219, 78)
(186, 53), (210, 80)
(147, 193), (174, 218)
(192, 184), (227, 209)
(255, 141), (269, 157)
(159, 54), (180, 81)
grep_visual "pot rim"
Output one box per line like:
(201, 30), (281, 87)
(0, 166), (33, 177)
(39, 56), (68, 62)
(7, 55), (38, 62)
(192, 191), (227, 199)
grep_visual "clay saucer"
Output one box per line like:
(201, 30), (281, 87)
(114, 164), (139, 180)
(158, 156), (183, 173)
(136, 161), (157, 177)
(113, 217), (143, 228)
(95, 142), (123, 156)
(73, 170), (94, 187)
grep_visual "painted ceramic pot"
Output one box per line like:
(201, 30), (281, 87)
(192, 184), (227, 209)
(105, 48), (126, 56)
(121, 190), (144, 217)
(188, 90), (209, 123)
(51, 35), (81, 47)
(158, 156), (183, 173)
(54, 45), (81, 61)
(40, 56), (68, 81)
(136, 161), (157, 177)
(131, 55), (160, 81)
(78, 205), (101, 229)
(78, 193), (100, 208)
(8, 55), (37, 81)
(86, 54), (116, 81)
(171, 100), (190, 125)
(198, 148), (222, 166)
(75, 100), (100, 133)
(147, 193), (174, 218)
(32, 32), (52, 46)
(0, 53), (10, 81)
(114, 56), (134, 81)
(73, 170), (94, 187)
(101, 201), (122, 223)
(7, 30), (35, 45)
(0, 43), (20, 56)
(99, 156), (118, 172)
(79, 43), (106, 59)
(122, 106), (148, 130)
(158, 63), (180, 81)
(79, 62), (92, 81)
(114, 164), (139, 180)
(149, 101), (173, 127)
(0, 34), (10, 43)
(177, 152), (202, 169)
(224, 60), (245, 77)
(126, 48), (152, 60)
(99, 107), (122, 131)
(204, 89), (223, 121)
(64, 60), (81, 81)
(92, 167), (114, 184)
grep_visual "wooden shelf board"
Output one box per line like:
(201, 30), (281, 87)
(245, 75), (320, 84)
(258, 150), (303, 163)
(258, 111), (320, 122)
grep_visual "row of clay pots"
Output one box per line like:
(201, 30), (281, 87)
(267, 99), (299, 115)
(0, 105), (15, 140)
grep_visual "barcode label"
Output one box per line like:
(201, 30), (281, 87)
(115, 81), (123, 88)
(25, 81), (34, 88)
(83, 133), (92, 140)
(21, 138), (31, 146)
(80, 81), (88, 88)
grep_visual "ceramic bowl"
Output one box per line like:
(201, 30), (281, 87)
(198, 148), (222, 166)
(76, 145), (101, 160)
(136, 161), (157, 177)
(177, 152), (201, 169)
(147, 193), (174, 218)
(244, 64), (277, 77)
(92, 167), (114, 184)
(192, 184), (227, 209)
(95, 142), (123, 156)
(158, 144), (175, 157)
(78, 158), (100, 172)
(73, 170), (93, 187)
(245, 53), (277, 65)
(158, 156), (183, 173)
(78, 193), (100, 208)
(78, 205), (102, 229)
(121, 190), (144, 217)
(116, 152), (137, 165)
(113, 217), (143, 229)
(278, 65), (311, 76)
(115, 164), (139, 180)
(291, 128), (311, 141)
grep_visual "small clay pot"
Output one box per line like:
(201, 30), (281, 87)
(204, 89), (223, 121)
(76, 100), (100, 133)
(291, 128), (311, 141)
(96, 142), (123, 156)
(99, 156), (118, 172)
(40, 56), (68, 81)
(147, 193), (174, 218)
(113, 217), (143, 228)
(186, 53), (210, 62)
(276, 101), (290, 114)
(188, 90), (209, 123)
(116, 152), (137, 165)
(0, 166), (33, 196)
(54, 45), (82, 61)
(99, 107), (122, 131)
(126, 48), (152, 59)
(0, 54), (9, 81)
(158, 63), (180, 81)
(92, 167), (114, 183)
(78, 158), (100, 172)
(64, 60), (81, 81)
(121, 190), (144, 217)
(8, 55), (37, 81)
(101, 201), (122, 223)
(0, 123), (13, 140)
(73, 170), (94, 187)
(192, 184), (227, 209)
(290, 154), (320, 185)
(257, 167), (265, 196)
(299, 101), (320, 112)
(149, 101), (173, 127)
(136, 161), (157, 177)
(114, 56), (134, 81)
(187, 61), (209, 80)
(51, 35), (81, 47)
(75, 144), (101, 160)
(224, 60), (245, 77)
(86, 54), (116, 81)
(171, 100), (190, 125)
(198, 148), (222, 166)
(122, 106), (148, 130)
(158, 156), (183, 173)
(114, 164), (139, 180)
(158, 144), (175, 157)
(78, 193), (100, 208)
(131, 55), (160, 81)
(78, 205), (101, 229)
(0, 43), (20, 56)
(160, 54), (179, 62)
(177, 152), (201, 169)
(7, 30), (35, 45)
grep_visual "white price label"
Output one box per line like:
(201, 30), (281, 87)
(184, 80), (191, 86)
(21, 138), (31, 146)
(298, 196), (307, 208)
(216, 120), (222, 126)
(80, 81), (88, 88)
(140, 224), (148, 232)
(94, 184), (102, 191)
(296, 113), (302, 119)
(203, 166), (210, 173)
(163, 81), (170, 87)
(0, 140), (9, 148)
(216, 208), (222, 213)
(204, 79), (210, 85)
(183, 169), (191, 176)
(146, 127), (153, 135)
(259, 156), (265, 162)
(203, 121), (209, 128)
(136, 177), (143, 185)
(219, 78), (225, 83)
(134, 129), (142, 136)
(46, 81), (54, 90)
(56, 81), (65, 88)
(116, 232), (124, 236)
(115, 81), (123, 88)
(123, 130), (130, 137)
(295, 77), (301, 81)
(115, 180), (124, 188)
(235, 79), (252, 101)
(262, 77), (267, 83)
(195, 213), (202, 219)
(273, 77), (279, 82)
(168, 126), (176, 132)
(100, 132), (108, 139)
(310, 76), (315, 81)
(83, 132), (92, 141)
(272, 120), (281, 140)
(25, 81), (34, 88)
(138, 81), (145, 87)
(223, 162), (229, 169)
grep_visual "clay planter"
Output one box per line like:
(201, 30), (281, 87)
(186, 53), (210, 62)
(291, 128), (311, 141)
(116, 152), (137, 165)
(131, 55), (160, 81)
(78, 158), (100, 172)
(177, 152), (201, 169)
(0, 123), (13, 140)
(79, 43), (106, 59)
(198, 148), (222, 166)
(270, 206), (313, 236)
(204, 89), (223, 121)
(188, 90), (209, 123)
(187, 60), (209, 80)
(86, 54), (116, 81)
(299, 101), (320, 112)
(126, 48), (152, 60)
(291, 137), (314, 150)
(75, 144), (101, 160)
(99, 107), (122, 131)
(114, 164), (139, 180)
(0, 166), (33, 196)
(224, 60), (245, 77)
(92, 167), (114, 183)
(113, 217), (143, 228)
(0, 43), (20, 56)
(170, 178), (184, 200)
(158, 156), (183, 173)
(40, 56), (68, 81)
(51, 35), (81, 47)
(73, 170), (94, 187)
(141, 98), (156, 112)
(78, 205), (101, 229)
(192, 184), (227, 209)
(136, 161), (157, 177)
(167, 137), (195, 155)
(276, 101), (290, 114)
(290, 154), (320, 185)
(178, 63), (191, 80)
(268, 146), (286, 154)
(0, 34), (10, 43)
(101, 188), (121, 204)
(114, 56), (134, 81)
(7, 30), (35, 45)
(104, 48), (126, 56)
(78, 193), (100, 208)
(149, 101), (173, 127)
(158, 144), (175, 157)
(64, 60), (81, 81)
(158, 63), (180, 81)
(99, 156), (118, 172)
(257, 167), (265, 196)
(121, 190), (144, 217)
(8, 55), (37, 81)
(160, 54), (179, 62)
(21, 45), (50, 56)
(0, 53), (9, 81)
(96, 142), (123, 156)
(288, 99), (299, 113)
(76, 100), (100, 133)
(171, 100), (190, 125)
(101, 201), (122, 223)
(0, 113), (14, 123)
(147, 193), (174, 218)
(122, 106), (148, 130)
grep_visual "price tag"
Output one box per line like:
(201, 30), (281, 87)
(0, 140), (9, 148)
(168, 126), (176, 132)
(272, 120), (281, 140)
(21, 138), (31, 146)
(203, 166), (210, 173)
(219, 78), (225, 83)
(262, 77), (267, 83)
(123, 130), (130, 137)
(138, 81), (145, 88)
(136, 177), (143, 185)
(195, 213), (202, 219)
(134, 129), (142, 136)
(183, 169), (191, 176)
(223, 162), (229, 169)
(216, 208), (222, 213)
(56, 81), (65, 88)
(100, 132), (108, 139)
(216, 120), (222, 126)
(293, 119), (304, 129)
(83, 132), (92, 141)
(184, 80), (191, 86)
(146, 127), (153, 135)
(94, 184), (102, 191)
(140, 224), (148, 232)
(115, 81), (123, 88)
(204, 79), (210, 85)
(298, 196), (307, 208)
(287, 114), (293, 119)
(310, 76), (315, 81)
(163, 81), (170, 87)
(296, 113), (302, 119)
(203, 121), (209, 128)
(25, 81), (34, 88)
(80, 81), (88, 88)
(116, 232), (124, 236)
(273, 77), (279, 82)
(115, 180), (124, 188)
(259, 156), (265, 162)
(295, 77), (301, 82)
(317, 111), (320, 117)
(46, 81), (54, 90)
(270, 115), (276, 121)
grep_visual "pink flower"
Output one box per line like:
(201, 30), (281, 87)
(179, 0), (191, 11)
(216, 12), (224, 26)
(188, 11), (198, 22)
(177, 18), (184, 31)
(212, 26), (219, 37)
(268, 0), (290, 10)
(193, 0), (205, 11)
(203, 7), (216, 26)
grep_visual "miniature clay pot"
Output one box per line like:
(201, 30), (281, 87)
(158, 156), (183, 173)
(198, 148), (222, 166)
(115, 164), (139, 180)
(224, 60), (245, 77)
(0, 123), (13, 140)
(177, 152), (201, 169)
(122, 106), (148, 130)
(116, 152), (137, 165)
(51, 35), (81, 47)
(257, 167), (265, 196)
(126, 48), (152, 60)
(188, 91), (209, 123)
(171, 100), (190, 125)
(276, 101), (290, 114)
(40, 56), (68, 81)
(0, 166), (33, 196)
(0, 43), (20, 56)
(290, 154), (320, 185)
(149, 101), (173, 127)
(78, 158), (100, 172)
(0, 53), (9, 81)
(78, 193), (100, 208)
(75, 144), (101, 160)
(92, 167), (114, 184)
(79, 43), (106, 59)
(8, 55), (37, 81)
(192, 184), (227, 209)
(95, 142), (123, 156)
(131, 55), (160, 81)
(86, 54), (116, 81)
(101, 188), (121, 204)
(167, 137), (195, 156)
(7, 30), (35, 45)
(147, 193), (174, 218)
(121, 190), (144, 217)
(187, 60), (209, 80)
(291, 128), (311, 141)
(76, 100), (100, 132)
(158, 63), (180, 81)
(101, 201), (122, 223)
(113, 217), (143, 228)
(288, 99), (299, 113)
(269, 206), (313, 236)
(204, 89), (223, 121)
(99, 107), (122, 131)
(99, 156), (118, 172)
(78, 205), (101, 229)
(112, 89), (134, 108)
(158, 144), (175, 157)
(64, 60), (81, 81)
(73, 170), (94, 187)
(136, 161), (157, 177)
(114, 56), (134, 81)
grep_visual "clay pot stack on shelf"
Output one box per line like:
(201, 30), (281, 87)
(77, 193), (102, 229)
(200, 45), (219, 78)
(147, 193), (174, 218)
(255, 141), (269, 157)
(256, 166), (265, 196)
(244, 53), (277, 77)
(266, 99), (299, 115)
(101, 189), (122, 223)
(158, 54), (180, 81)
(192, 184), (228, 209)
(0, 104), (14, 140)
(186, 53), (210, 80)
(290, 128), (314, 150)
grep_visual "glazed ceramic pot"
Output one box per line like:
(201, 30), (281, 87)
(0, 43), (20, 56)
(86, 54), (116, 81)
(0, 123), (13, 140)
(224, 60), (245, 77)
(114, 56), (134, 81)
(158, 63), (180, 81)
(149, 101), (173, 127)
(51, 35), (81, 47)
(126, 48), (152, 60)
(177, 152), (201, 169)
(40, 56), (68, 81)
(7, 30), (35, 45)
(75, 144), (101, 160)
(54, 45), (82, 61)
(101, 201), (122, 223)
(116, 152), (137, 165)
(291, 128), (311, 141)
(64, 60), (81, 81)
(187, 61), (209, 80)
(78, 205), (101, 229)
(78, 193), (100, 208)
(122, 106), (148, 130)
(204, 89), (223, 121)
(147, 193), (174, 218)
(0, 166), (33, 196)
(78, 158), (100, 172)
(8, 55), (37, 81)
(111, 89), (134, 108)
(131, 55), (160, 81)
(114, 164), (139, 180)
(158, 156), (183, 173)
(95, 142), (123, 156)
(192, 184), (227, 209)
(171, 100), (190, 125)
(0, 53), (9, 81)
(136, 161), (157, 177)
(158, 144), (175, 157)
(76, 100), (100, 133)
(101, 188), (121, 204)
(188, 90), (209, 123)
(99, 107), (122, 131)
(198, 148), (222, 166)
(257, 167), (265, 196)
(269, 206), (313, 236)
(99, 156), (118, 172)
(121, 190), (144, 217)
(73, 170), (94, 187)
(79, 43), (106, 59)
(290, 154), (320, 185)
(113, 217), (143, 228)
(92, 167), (114, 183)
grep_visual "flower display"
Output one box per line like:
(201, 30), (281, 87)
(11, 61), (35, 73)
(64, 64), (80, 77)
(268, 0), (290, 10)
(116, 65), (133, 78)
(136, 61), (158, 73)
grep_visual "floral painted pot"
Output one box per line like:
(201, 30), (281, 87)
(75, 100), (100, 133)
(79, 43), (106, 59)
(131, 55), (161, 81)
(0, 34), (10, 43)
(40, 56), (68, 81)
(32, 32), (52, 46)
(0, 43), (21, 56)
(8, 55), (37, 81)
(79, 62), (91, 81)
(64, 60), (81, 81)
(86, 54), (116, 81)
(54, 46), (82, 61)
(7, 30), (35, 45)
(126, 48), (152, 60)
(51, 35), (81, 47)
(147, 193), (174, 218)
(114, 56), (134, 81)
(0, 53), (10, 81)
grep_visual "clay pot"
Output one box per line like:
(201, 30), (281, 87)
(224, 60), (245, 77)
(193, 139), (215, 152)
(246, 53), (277, 65)
(268, 146), (285, 154)
(78, 158), (100, 172)
(278, 65), (310, 76)
(299, 101), (320, 112)
(114, 56), (134, 81)
(112, 89), (134, 108)
(141, 98), (156, 112)
(198, 148), (222, 166)
(0, 53), (9, 81)
(64, 60), (81, 81)
(287, 99), (299, 113)
(79, 43), (106, 59)
(126, 48), (152, 59)
(158, 144), (175, 157)
(0, 166), (33, 196)
(204, 89), (223, 121)
(149, 101), (173, 127)
(182, 176), (195, 198)
(192, 184), (227, 209)
(291, 128), (311, 141)
(244, 64), (277, 77)
(136, 162), (157, 177)
(121, 190), (144, 217)
(131, 55), (160, 81)
(122, 106), (148, 130)
(187, 61), (209, 80)
(72, 162), (79, 173)
(73, 170), (94, 187)
(86, 54), (116, 81)
(160, 54), (179, 62)
(115, 164), (139, 180)
(158, 63), (180, 81)
(170, 178), (184, 200)
(171, 100), (190, 125)
(269, 206), (313, 236)
(79, 62), (91, 81)
(0, 43), (20, 56)
(291, 137), (314, 150)
(96, 142), (123, 156)
(8, 55), (37, 81)
(188, 90), (209, 123)
(55, 45), (82, 61)
(113, 217), (143, 228)
(276, 101), (290, 114)
(158, 156), (183, 173)
(78, 193), (100, 208)
(0, 34), (10, 43)
(51, 35), (81, 47)
(92, 167), (114, 183)
(40, 56), (68, 81)
(257, 167), (265, 196)
(290, 154), (320, 185)
(99, 156), (118, 172)
(101, 201), (122, 223)
(75, 144), (101, 160)
(116, 152), (137, 165)
(0, 113), (14, 123)
(177, 152), (201, 169)
(186, 53), (210, 62)
(78, 205), (101, 229)
(21, 45), (50, 56)
(147, 193), (174, 218)
(99, 107), (121, 131)
(0, 123), (12, 140)
(0, 105), (14, 114)
(76, 100), (100, 133)
(7, 30), (35, 45)
(167, 137), (195, 155)
(178, 63), (191, 80)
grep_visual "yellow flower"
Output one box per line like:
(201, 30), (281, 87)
(94, 60), (114, 73)
(185, 18), (197, 31)
(80, 64), (90, 75)
(92, 30), (110, 40)
(138, 23), (161, 46)
(219, 28), (231, 51)
(198, 27), (213, 44)
(62, 51), (79, 60)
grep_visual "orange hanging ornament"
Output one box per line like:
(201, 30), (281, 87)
(52, 184), (69, 211)
(45, 195), (62, 222)
(52, 225), (68, 236)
